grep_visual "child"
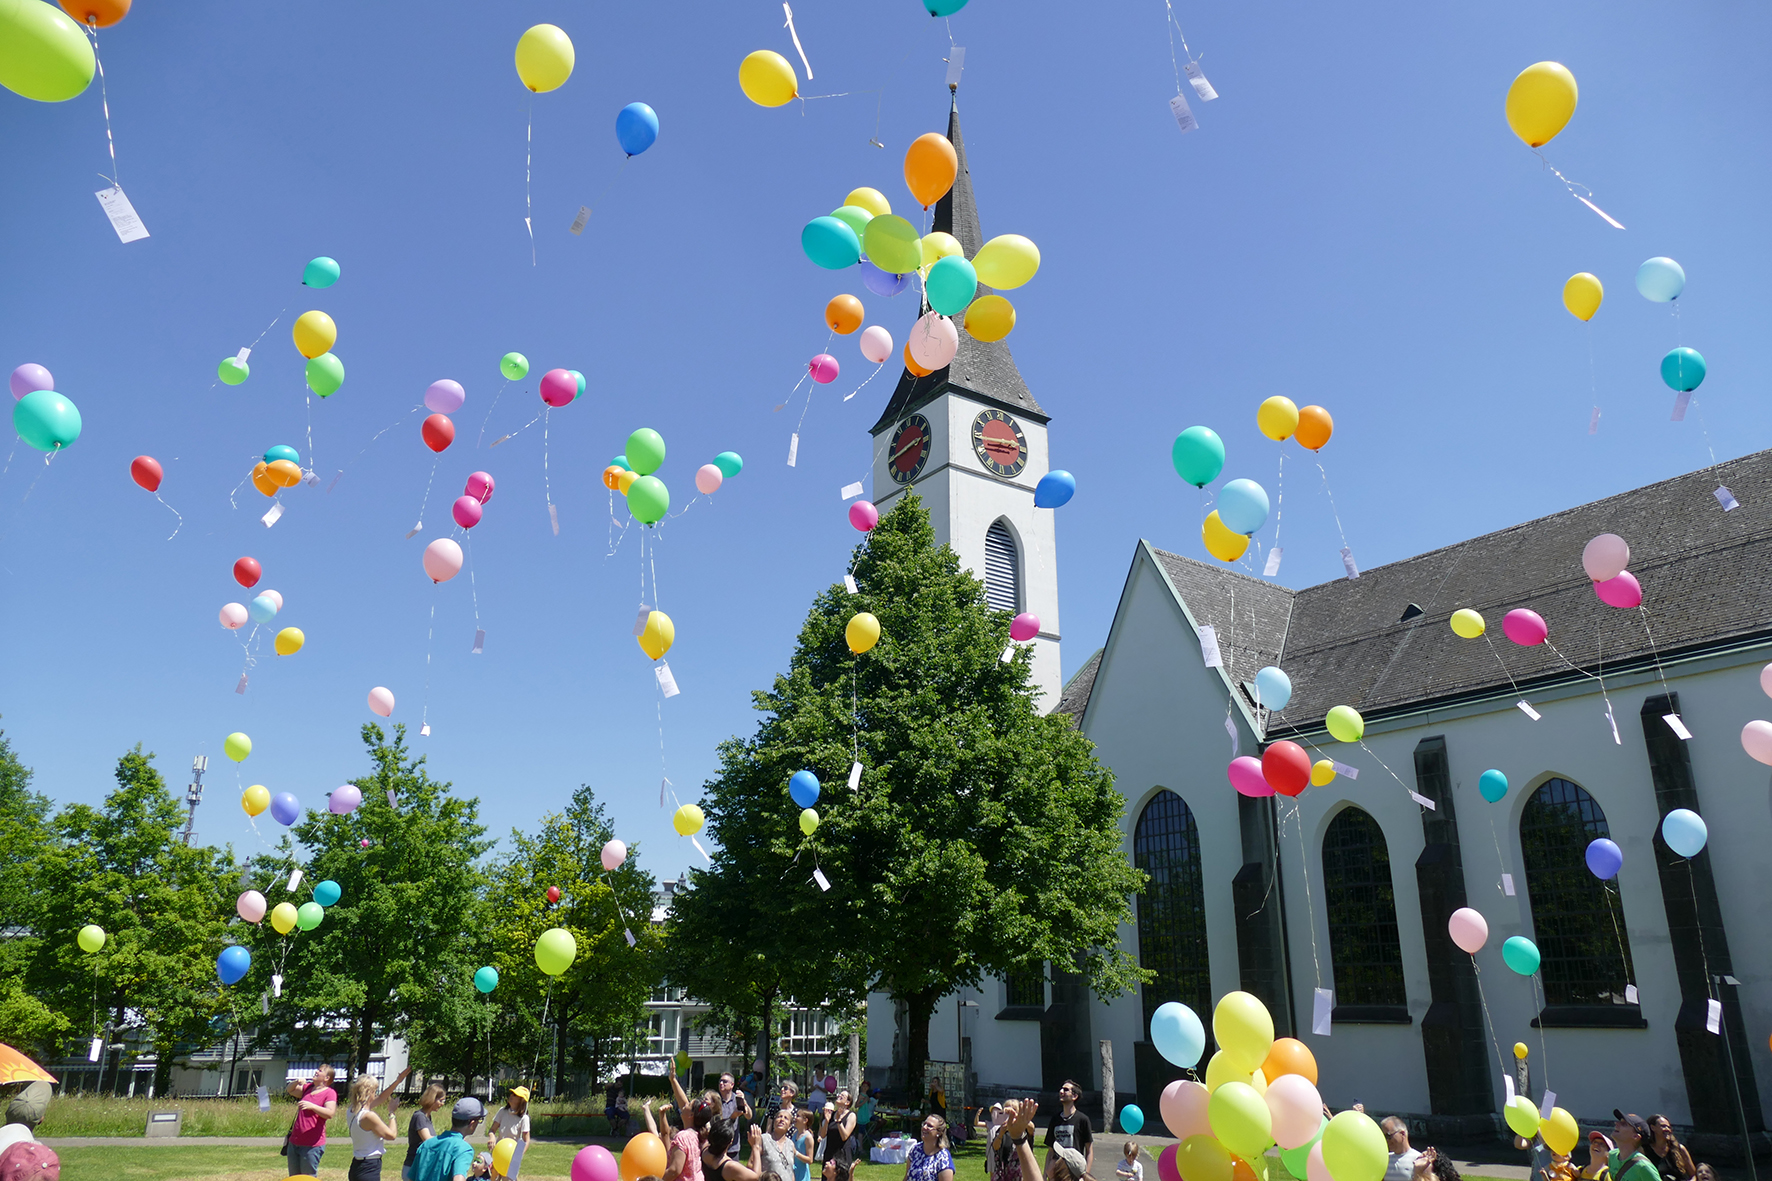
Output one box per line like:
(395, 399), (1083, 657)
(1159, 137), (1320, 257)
(1117, 1142), (1143, 1181)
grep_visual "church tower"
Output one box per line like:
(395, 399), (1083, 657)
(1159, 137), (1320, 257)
(870, 102), (1062, 707)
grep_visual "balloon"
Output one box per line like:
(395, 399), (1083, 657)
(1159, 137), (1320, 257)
(672, 804), (704, 836)
(925, 256), (978, 316)
(829, 206), (873, 246)
(573, 1144), (620, 1181)
(695, 464), (723, 494)
(237, 890), (267, 923)
(714, 451), (744, 478)
(260, 587), (284, 610)
(13, 390), (81, 451)
(274, 627), (305, 656)
(626, 428), (666, 475)
(847, 612), (881, 654)
(1504, 62), (1578, 148)
(1513, 1043), (1529, 1060)
(270, 793), (301, 826)
(500, 352), (530, 380)
(1262, 741), (1312, 797)
(863, 215), (923, 275)
(327, 785), (361, 816)
(1478, 769), (1508, 803)
(1119, 1105), (1144, 1135)
(1218, 479), (1271, 535)
(964, 294), (1016, 343)
(922, 0), (969, 15)
(1209, 1082), (1273, 1160)
(1279, 1120), (1327, 1181)
(603, 466), (625, 491)
(738, 50), (797, 106)
(1563, 273), (1603, 321)
(247, 593), (278, 624)
(1594, 572), (1642, 609)
(1173, 427), (1226, 487)
(904, 132), (958, 207)
(1033, 470), (1075, 509)
(1252, 667), (1292, 711)
(860, 326), (894, 363)
(242, 784), (270, 816)
(1261, 1037), (1317, 1085)
(424, 538), (464, 583)
(826, 295), (865, 335)
(421, 379), (465, 415)
(789, 770), (821, 808)
(1228, 756), (1273, 798)
(1742, 720), (1772, 766)
(270, 903), (298, 935)
(1579, 533), (1630, 581)
(802, 217), (862, 270)
(1257, 397), (1299, 442)
(850, 500), (880, 532)
(306, 353), (345, 397)
(515, 24), (574, 92)
(1177, 1136), (1233, 1181)
(296, 901), (324, 931)
(903, 345), (934, 378)
(1214, 991), (1275, 1073)
(217, 945), (251, 985)
(1151, 1001), (1207, 1068)
(0, 0), (93, 102)
(1585, 838), (1622, 880)
(1542, 1108), (1579, 1156)
(846, 187), (891, 218)
(129, 455), (163, 493)
(1502, 609), (1547, 646)
(809, 354), (840, 384)
(9, 363), (53, 400)
(1161, 1079), (1211, 1139)
(800, 808), (820, 836)
(1321, 1111), (1386, 1181)
(1287, 407), (1332, 453)
(628, 476), (670, 524)
(265, 459), (303, 488)
(972, 235), (1042, 290)
(616, 469), (640, 494)
(862, 261), (912, 297)
(1446, 907), (1489, 955)
(1265, 1074), (1323, 1150)
(1324, 705), (1363, 744)
(537, 368), (574, 408)
(1503, 1096), (1541, 1138)
(919, 231), (964, 269)
(616, 102), (659, 156)
(535, 927), (578, 975)
(293, 311), (336, 359)
(77, 924), (105, 953)
(302, 256), (340, 288)
(622, 1133), (669, 1181)
(219, 603), (248, 636)
(225, 732), (252, 762)
(601, 839), (627, 872)
(465, 471), (495, 504)
(546, 886), (561, 904)
(313, 879), (342, 907)
(474, 965), (500, 994)
(1636, 257), (1686, 302)
(1762, 663), (1772, 698)
(1203, 511), (1250, 562)
(1661, 808), (1707, 856)
(218, 356), (250, 385)
(1502, 935), (1540, 975)
(1449, 609), (1485, 639)
(265, 444), (299, 465)
(1009, 612), (1040, 643)
(1661, 347), (1705, 392)
(1310, 760), (1336, 787)
(452, 496), (483, 529)
(638, 611), (674, 660)
(234, 556), (262, 588)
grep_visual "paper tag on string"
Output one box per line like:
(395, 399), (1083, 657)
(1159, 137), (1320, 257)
(656, 662), (680, 698)
(1169, 93), (1198, 133)
(235, 347), (252, 364)
(258, 1085), (271, 1111)
(944, 47), (966, 90)
(1539, 1091), (1556, 1118)
(634, 604), (653, 635)
(95, 185), (149, 242)
(261, 993), (270, 1016)
(840, 482), (864, 500)
(624, 927), (636, 947)
(489, 435), (510, 447)
(327, 471), (343, 493)
(787, 433), (799, 467)
(287, 869), (303, 892)
(843, 574), (858, 594)
(1501, 873), (1515, 896)
(1340, 547), (1359, 579)
(1331, 761), (1359, 779)
(1183, 61), (1218, 100)
(1225, 714), (1239, 757)
(1409, 791), (1437, 811)
(262, 503), (283, 528)
(420, 723), (431, 737)
(405, 523), (423, 539)
(1312, 988), (1333, 1036)
(1503, 1073), (1515, 1103)
(1705, 998), (1722, 1034)
(1001, 644), (1015, 663)
(272, 972), (284, 997)
(387, 790), (399, 810)
(1588, 406), (1601, 435)
(1263, 547), (1283, 577)
(1715, 486), (1739, 511)
(1576, 195), (1626, 229)
(235, 675), (249, 696)
(1625, 984), (1639, 1004)
(1605, 701), (1621, 744)
(1664, 713), (1692, 740)
(1197, 625), (1222, 668)
(1517, 700), (1542, 721)
(1671, 391), (1691, 421)
(690, 836), (711, 863)
(548, 503), (560, 535)
(508, 1140), (527, 1179)
(472, 629), (485, 654)
(569, 206), (590, 235)
(812, 868), (831, 892)
(87, 1036), (102, 1063)
(303, 470), (318, 487)
(848, 761), (863, 791)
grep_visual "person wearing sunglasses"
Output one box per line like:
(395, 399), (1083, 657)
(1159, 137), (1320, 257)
(1043, 1082), (1092, 1180)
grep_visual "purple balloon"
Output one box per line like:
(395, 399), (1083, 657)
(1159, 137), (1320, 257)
(860, 260), (910, 298)
(270, 792), (301, 826)
(329, 785), (363, 815)
(10, 363), (53, 401)
(424, 379), (465, 413)
(1585, 837), (1623, 880)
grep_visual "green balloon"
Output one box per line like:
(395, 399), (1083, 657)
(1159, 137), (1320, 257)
(1278, 1119), (1325, 1179)
(500, 352), (530, 380)
(626, 428), (666, 475)
(610, 454), (632, 472)
(76, 924), (105, 954)
(862, 215), (922, 274)
(296, 901), (324, 931)
(535, 926), (577, 976)
(218, 357), (250, 385)
(306, 352), (345, 397)
(0, 0), (95, 103)
(713, 451), (744, 478)
(14, 390), (81, 452)
(799, 808), (819, 836)
(1171, 426), (1225, 488)
(828, 205), (873, 245)
(628, 475), (669, 524)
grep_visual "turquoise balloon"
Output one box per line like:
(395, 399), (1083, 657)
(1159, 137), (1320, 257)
(1478, 769), (1508, 803)
(13, 390), (81, 452)
(1502, 935), (1540, 976)
(306, 352), (344, 397)
(922, 0), (969, 13)
(628, 475), (670, 524)
(264, 444), (300, 465)
(570, 370), (586, 397)
(302, 257), (340, 288)
(312, 880), (341, 907)
(1661, 347), (1705, 392)
(1636, 257), (1685, 302)
(1119, 1105), (1144, 1135)
(1171, 426), (1224, 488)
(473, 965), (499, 994)
(611, 455), (632, 472)
(714, 451), (744, 478)
(1217, 478), (1270, 534)
(925, 255), (978, 316)
(802, 216), (862, 270)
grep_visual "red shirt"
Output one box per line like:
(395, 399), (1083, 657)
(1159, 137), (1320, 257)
(291, 1083), (337, 1146)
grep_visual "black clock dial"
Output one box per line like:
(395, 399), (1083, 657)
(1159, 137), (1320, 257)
(888, 414), (932, 485)
(971, 409), (1027, 478)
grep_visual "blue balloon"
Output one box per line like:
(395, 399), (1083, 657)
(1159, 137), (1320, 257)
(1478, 769), (1508, 803)
(922, 0), (969, 13)
(264, 444), (300, 465)
(1636, 256), (1686, 302)
(217, 945), (251, 985)
(802, 217), (861, 270)
(270, 792), (301, 826)
(925, 255), (978, 316)
(313, 879), (342, 907)
(1584, 838), (1623, 880)
(1216, 478), (1270, 535)
(249, 594), (280, 624)
(1034, 470), (1075, 508)
(1660, 347), (1705, 392)
(570, 370), (586, 399)
(615, 102), (659, 156)
(1662, 808), (1707, 857)
(473, 965), (500, 994)
(789, 770), (821, 809)
(1149, 1000), (1205, 1068)
(860, 260), (911, 297)
(1119, 1105), (1145, 1135)
(1254, 666), (1292, 711)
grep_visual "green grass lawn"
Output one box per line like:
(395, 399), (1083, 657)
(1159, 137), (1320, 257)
(38, 1094), (618, 1139)
(52, 1140), (589, 1180)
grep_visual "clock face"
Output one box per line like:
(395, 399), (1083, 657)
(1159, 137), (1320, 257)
(888, 414), (933, 484)
(971, 409), (1027, 478)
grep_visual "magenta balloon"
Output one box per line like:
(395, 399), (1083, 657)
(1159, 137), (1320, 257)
(1157, 1145), (1181, 1181)
(908, 312), (959, 370)
(1228, 756), (1275, 797)
(859, 325), (893, 364)
(1592, 571), (1642, 609)
(849, 501), (879, 532)
(464, 471), (495, 504)
(9, 363), (53, 401)
(601, 839), (627, 872)
(695, 464), (723, 495)
(237, 890), (267, 924)
(1448, 906), (1488, 954)
(1266, 1074), (1325, 1149)
(452, 495), (484, 529)
(423, 538), (464, 583)
(809, 354), (841, 384)
(330, 785), (363, 814)
(1581, 533), (1630, 582)
(1161, 1080), (1211, 1141)
(539, 368), (577, 407)
(1741, 720), (1772, 767)
(424, 379), (466, 413)
(1010, 612), (1041, 642)
(1501, 609), (1548, 646)
(571, 1144), (619, 1181)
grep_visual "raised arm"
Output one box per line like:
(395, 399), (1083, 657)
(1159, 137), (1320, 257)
(643, 1099), (661, 1137)
(359, 1107), (400, 1141)
(372, 1066), (413, 1109)
(1011, 1101), (1043, 1181)
(670, 1071), (694, 1113)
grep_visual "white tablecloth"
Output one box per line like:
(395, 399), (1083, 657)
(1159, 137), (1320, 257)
(872, 1145), (911, 1164)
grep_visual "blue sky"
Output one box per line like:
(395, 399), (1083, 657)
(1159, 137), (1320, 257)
(3, 1), (1768, 881)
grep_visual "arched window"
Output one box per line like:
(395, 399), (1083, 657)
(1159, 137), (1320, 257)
(1322, 807), (1406, 1006)
(984, 520), (1020, 612)
(1134, 790), (1209, 1026)
(1519, 777), (1635, 1006)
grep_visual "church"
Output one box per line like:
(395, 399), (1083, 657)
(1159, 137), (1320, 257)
(864, 102), (1771, 1155)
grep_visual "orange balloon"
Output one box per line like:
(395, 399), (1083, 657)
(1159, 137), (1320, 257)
(60, 0), (129, 26)
(1231, 1158), (1259, 1181)
(267, 459), (303, 488)
(621, 1132), (669, 1181)
(1260, 1037), (1318, 1086)
(251, 462), (279, 498)
(825, 294), (864, 335)
(1295, 406), (1333, 452)
(904, 132), (957, 209)
(903, 343), (933, 378)
(603, 465), (625, 491)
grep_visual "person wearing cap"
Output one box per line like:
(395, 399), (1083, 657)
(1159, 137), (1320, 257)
(414, 1097), (484, 1181)
(1581, 1131), (1614, 1181)
(1000, 1101), (1085, 1181)
(1610, 1112), (1660, 1181)
(487, 1086), (531, 1174)
(0, 1139), (59, 1181)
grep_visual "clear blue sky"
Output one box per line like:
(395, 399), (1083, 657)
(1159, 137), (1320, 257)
(3, 1), (1768, 881)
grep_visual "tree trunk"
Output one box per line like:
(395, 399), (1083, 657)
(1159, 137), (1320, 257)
(357, 1012), (375, 1077)
(153, 1042), (173, 1096)
(761, 985), (777, 1104)
(904, 988), (938, 1106)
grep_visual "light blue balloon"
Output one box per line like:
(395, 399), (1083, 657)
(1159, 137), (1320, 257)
(1217, 478), (1270, 535)
(1478, 769), (1508, 803)
(1119, 1105), (1145, 1135)
(313, 879), (342, 907)
(1149, 1000), (1205, 1068)
(1034, 470), (1075, 508)
(1662, 808), (1707, 857)
(1636, 257), (1686, 302)
(264, 444), (299, 465)
(925, 255), (978, 316)
(615, 102), (659, 156)
(802, 217), (862, 270)
(1660, 347), (1705, 392)
(249, 594), (280, 624)
(1254, 666), (1292, 711)
(789, 770), (821, 808)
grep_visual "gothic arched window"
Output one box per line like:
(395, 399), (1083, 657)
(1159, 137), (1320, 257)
(1519, 777), (1636, 1006)
(1322, 806), (1406, 1006)
(984, 519), (1020, 612)
(1134, 790), (1209, 1026)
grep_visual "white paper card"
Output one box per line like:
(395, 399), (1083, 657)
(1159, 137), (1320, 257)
(1625, 984), (1639, 1004)
(262, 503), (283, 528)
(420, 723), (431, 737)
(944, 47), (966, 89)
(508, 1138), (527, 1179)
(813, 868), (831, 892)
(624, 927), (636, 947)
(570, 206), (590, 235)
(656, 662), (680, 698)
(95, 185), (149, 242)
(1671, 391), (1692, 421)
(660, 777), (671, 807)
(272, 973), (284, 998)
(287, 868), (303, 892)
(549, 503), (559, 535)
(1225, 714), (1239, 758)
(327, 471), (343, 493)
(848, 761), (863, 791)
(1589, 406), (1600, 435)
(89, 1036), (103, 1063)
(1332, 761), (1359, 779)
(235, 674), (249, 696)
(1409, 791), (1438, 811)
(1577, 195), (1626, 230)
(261, 994), (269, 1016)
(1263, 547), (1283, 577)
(1184, 61), (1219, 100)
(788, 433), (799, 467)
(634, 604), (653, 636)
(257, 1085), (271, 1111)
(1706, 998), (1722, 1034)
(1606, 701), (1621, 744)
(236, 347), (252, 364)
(690, 835), (712, 862)
(1001, 644), (1015, 663)
(1169, 93), (1198, 133)
(472, 629), (485, 654)
(1198, 625), (1222, 668)
(1539, 1090), (1556, 1118)
(1664, 713), (1692, 740)
(1501, 873), (1516, 896)
(1503, 1073), (1515, 1103)
(840, 482), (864, 500)
(1517, 700), (1542, 721)
(843, 574), (858, 594)
(387, 789), (399, 810)
(1715, 486), (1739, 511)
(1341, 547), (1360, 579)
(1311, 988), (1333, 1036)
(405, 523), (422, 539)
(1724, 975), (1740, 986)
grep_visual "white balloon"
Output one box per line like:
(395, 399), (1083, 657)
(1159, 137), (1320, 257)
(367, 687), (396, 718)
(259, 589), (284, 611)
(859, 325), (893, 364)
(220, 602), (249, 629)
(601, 839), (627, 872)
(423, 538), (464, 583)
(908, 312), (958, 370)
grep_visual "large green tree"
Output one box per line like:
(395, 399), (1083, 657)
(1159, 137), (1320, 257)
(668, 495), (1146, 1081)
(0, 728), (66, 1057)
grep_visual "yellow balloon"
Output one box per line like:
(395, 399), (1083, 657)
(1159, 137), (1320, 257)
(1202, 511), (1250, 562)
(1505, 61), (1577, 148)
(1513, 1041), (1529, 1059)
(274, 627), (304, 656)
(845, 612), (880, 655)
(616, 468), (639, 494)
(493, 1139), (518, 1175)
(1310, 759), (1337, 787)
(270, 902), (298, 935)
(638, 611), (675, 660)
(739, 50), (797, 107)
(919, 231), (964, 270)
(1208, 1081), (1273, 1160)
(1212, 991), (1275, 1073)
(971, 234), (1040, 290)
(1541, 1107), (1579, 1156)
(1450, 608), (1486, 639)
(799, 808), (819, 836)
(515, 24), (574, 93)
(242, 784), (270, 816)
(1177, 1135), (1233, 1181)
(1203, 1049), (1251, 1094)
(292, 311), (336, 360)
(672, 804), (704, 837)
(844, 187), (891, 218)
(1562, 272), (1602, 321)
(963, 295), (1016, 343)
(1256, 396), (1299, 442)
(1247, 1068), (1267, 1097)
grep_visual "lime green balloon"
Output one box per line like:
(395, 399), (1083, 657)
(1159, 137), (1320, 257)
(628, 475), (669, 524)
(500, 352), (530, 380)
(829, 204), (873, 244)
(862, 215), (922, 275)
(0, 0), (95, 103)
(77, 924), (105, 954)
(1325, 705), (1364, 743)
(1503, 1095), (1542, 1138)
(626, 428), (666, 475)
(1321, 1111), (1386, 1181)
(306, 352), (344, 397)
(218, 357), (250, 385)
(1278, 1119), (1325, 1179)
(535, 926), (577, 976)
(296, 901), (324, 931)
(224, 732), (252, 762)
(1207, 1081), (1273, 1159)
(799, 808), (819, 836)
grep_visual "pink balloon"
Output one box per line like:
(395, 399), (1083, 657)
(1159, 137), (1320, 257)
(1307, 1141), (1332, 1181)
(330, 785), (363, 815)
(1741, 721), (1772, 767)
(809, 354), (841, 384)
(424, 538), (464, 583)
(1448, 906), (1488, 954)
(1265, 1074), (1324, 1149)
(1010, 612), (1041, 642)
(464, 471), (495, 504)
(849, 501), (879, 532)
(859, 325), (893, 364)
(452, 495), (484, 529)
(601, 839), (627, 872)
(540, 368), (577, 407)
(1762, 663), (1772, 699)
(572, 1144), (619, 1181)
(237, 890), (267, 924)
(10, 363), (53, 400)
(1594, 571), (1642, 609)
(259, 589), (284, 611)
(1501, 609), (1547, 646)
(1157, 1145), (1182, 1181)
(908, 311), (959, 370)
(696, 464), (724, 495)
(1161, 1080), (1211, 1141)
(1582, 533), (1630, 582)
(1228, 756), (1275, 798)
(367, 687), (395, 718)
(823, 1075), (838, 1093)
(220, 603), (248, 629)
(424, 379), (466, 413)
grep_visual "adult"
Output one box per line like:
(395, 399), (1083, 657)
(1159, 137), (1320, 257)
(1609, 1112), (1661, 1181)
(904, 1114), (955, 1181)
(3, 1081), (51, 1133)
(650, 1092), (713, 1181)
(821, 1090), (859, 1181)
(1002, 1101), (1088, 1181)
(703, 1118), (764, 1181)
(927, 1078), (947, 1121)
(775, 1082), (802, 1123)
(347, 1069), (410, 1181)
(720, 1074), (755, 1127)
(759, 1106), (798, 1181)
(1380, 1117), (1433, 1181)
(404, 1084), (449, 1181)
(413, 1097), (483, 1181)
(1043, 1081), (1093, 1180)
(487, 1086), (531, 1170)
(989, 1100), (1025, 1181)
(1646, 1116), (1695, 1181)
(607, 1090), (631, 1139)
(286, 1064), (340, 1176)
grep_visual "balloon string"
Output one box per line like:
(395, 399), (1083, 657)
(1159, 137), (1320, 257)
(412, 456), (441, 533)
(85, 21), (119, 187)
(1531, 149), (1625, 229)
(1586, 329), (1599, 434)
(1271, 451), (1284, 552)
(154, 492), (182, 540)
(543, 408), (556, 534)
(1353, 739), (1430, 811)
(1469, 956), (1511, 1085)
(1313, 459), (1348, 549)
(338, 407), (421, 483)
(525, 95), (535, 267)
(841, 362), (884, 403)
(304, 394), (317, 477)
(793, 331), (836, 436)
(1635, 604), (1678, 706)
(490, 412), (542, 448)
(467, 532), (482, 632)
(1160, 0), (1194, 93)
(476, 380), (512, 448)
(421, 602), (435, 733)
(1530, 973), (1551, 1091)
(1286, 800), (1323, 989)
(1480, 632), (1527, 701)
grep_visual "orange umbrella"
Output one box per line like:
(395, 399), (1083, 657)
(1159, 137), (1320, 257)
(0, 1043), (57, 1084)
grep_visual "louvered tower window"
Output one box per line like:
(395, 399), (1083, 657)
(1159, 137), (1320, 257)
(984, 520), (1020, 612)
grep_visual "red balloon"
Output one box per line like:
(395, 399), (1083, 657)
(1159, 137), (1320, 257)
(422, 414), (456, 453)
(130, 455), (163, 492)
(233, 556), (262, 588)
(546, 886), (561, 904)
(1261, 740), (1312, 797)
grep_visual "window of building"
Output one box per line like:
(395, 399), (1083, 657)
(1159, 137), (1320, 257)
(984, 520), (1020, 613)
(779, 1008), (834, 1057)
(1134, 790), (1210, 1028)
(1321, 806), (1406, 1007)
(646, 1009), (679, 1056)
(1004, 971), (1045, 1009)
(650, 985), (685, 1003)
(1519, 777), (1636, 1006)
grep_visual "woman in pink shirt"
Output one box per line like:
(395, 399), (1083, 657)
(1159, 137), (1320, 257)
(285, 1064), (339, 1176)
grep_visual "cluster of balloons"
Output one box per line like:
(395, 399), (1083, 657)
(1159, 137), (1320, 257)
(1563, 259), (1705, 395)
(694, 450), (744, 496)
(541, 366), (587, 408)
(1180, 399), (1332, 565)
(535, 927), (578, 976)
(600, 428), (676, 524)
(789, 770), (822, 837)
(293, 309), (345, 398)
(0, 0), (128, 104)
(1741, 663), (1772, 767)
(454, 470), (496, 531)
(1580, 532), (1643, 609)
(250, 443), (305, 497)
(10, 363), (81, 453)
(820, 293), (897, 377)
(218, 558), (303, 653)
(242, 782), (301, 826)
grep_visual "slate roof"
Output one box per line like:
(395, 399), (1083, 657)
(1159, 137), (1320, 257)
(1055, 648), (1104, 721)
(869, 103), (1046, 436)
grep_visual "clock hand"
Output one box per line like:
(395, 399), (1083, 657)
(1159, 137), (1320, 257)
(890, 437), (923, 463)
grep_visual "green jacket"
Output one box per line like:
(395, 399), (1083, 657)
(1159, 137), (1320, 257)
(1610, 1149), (1659, 1181)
